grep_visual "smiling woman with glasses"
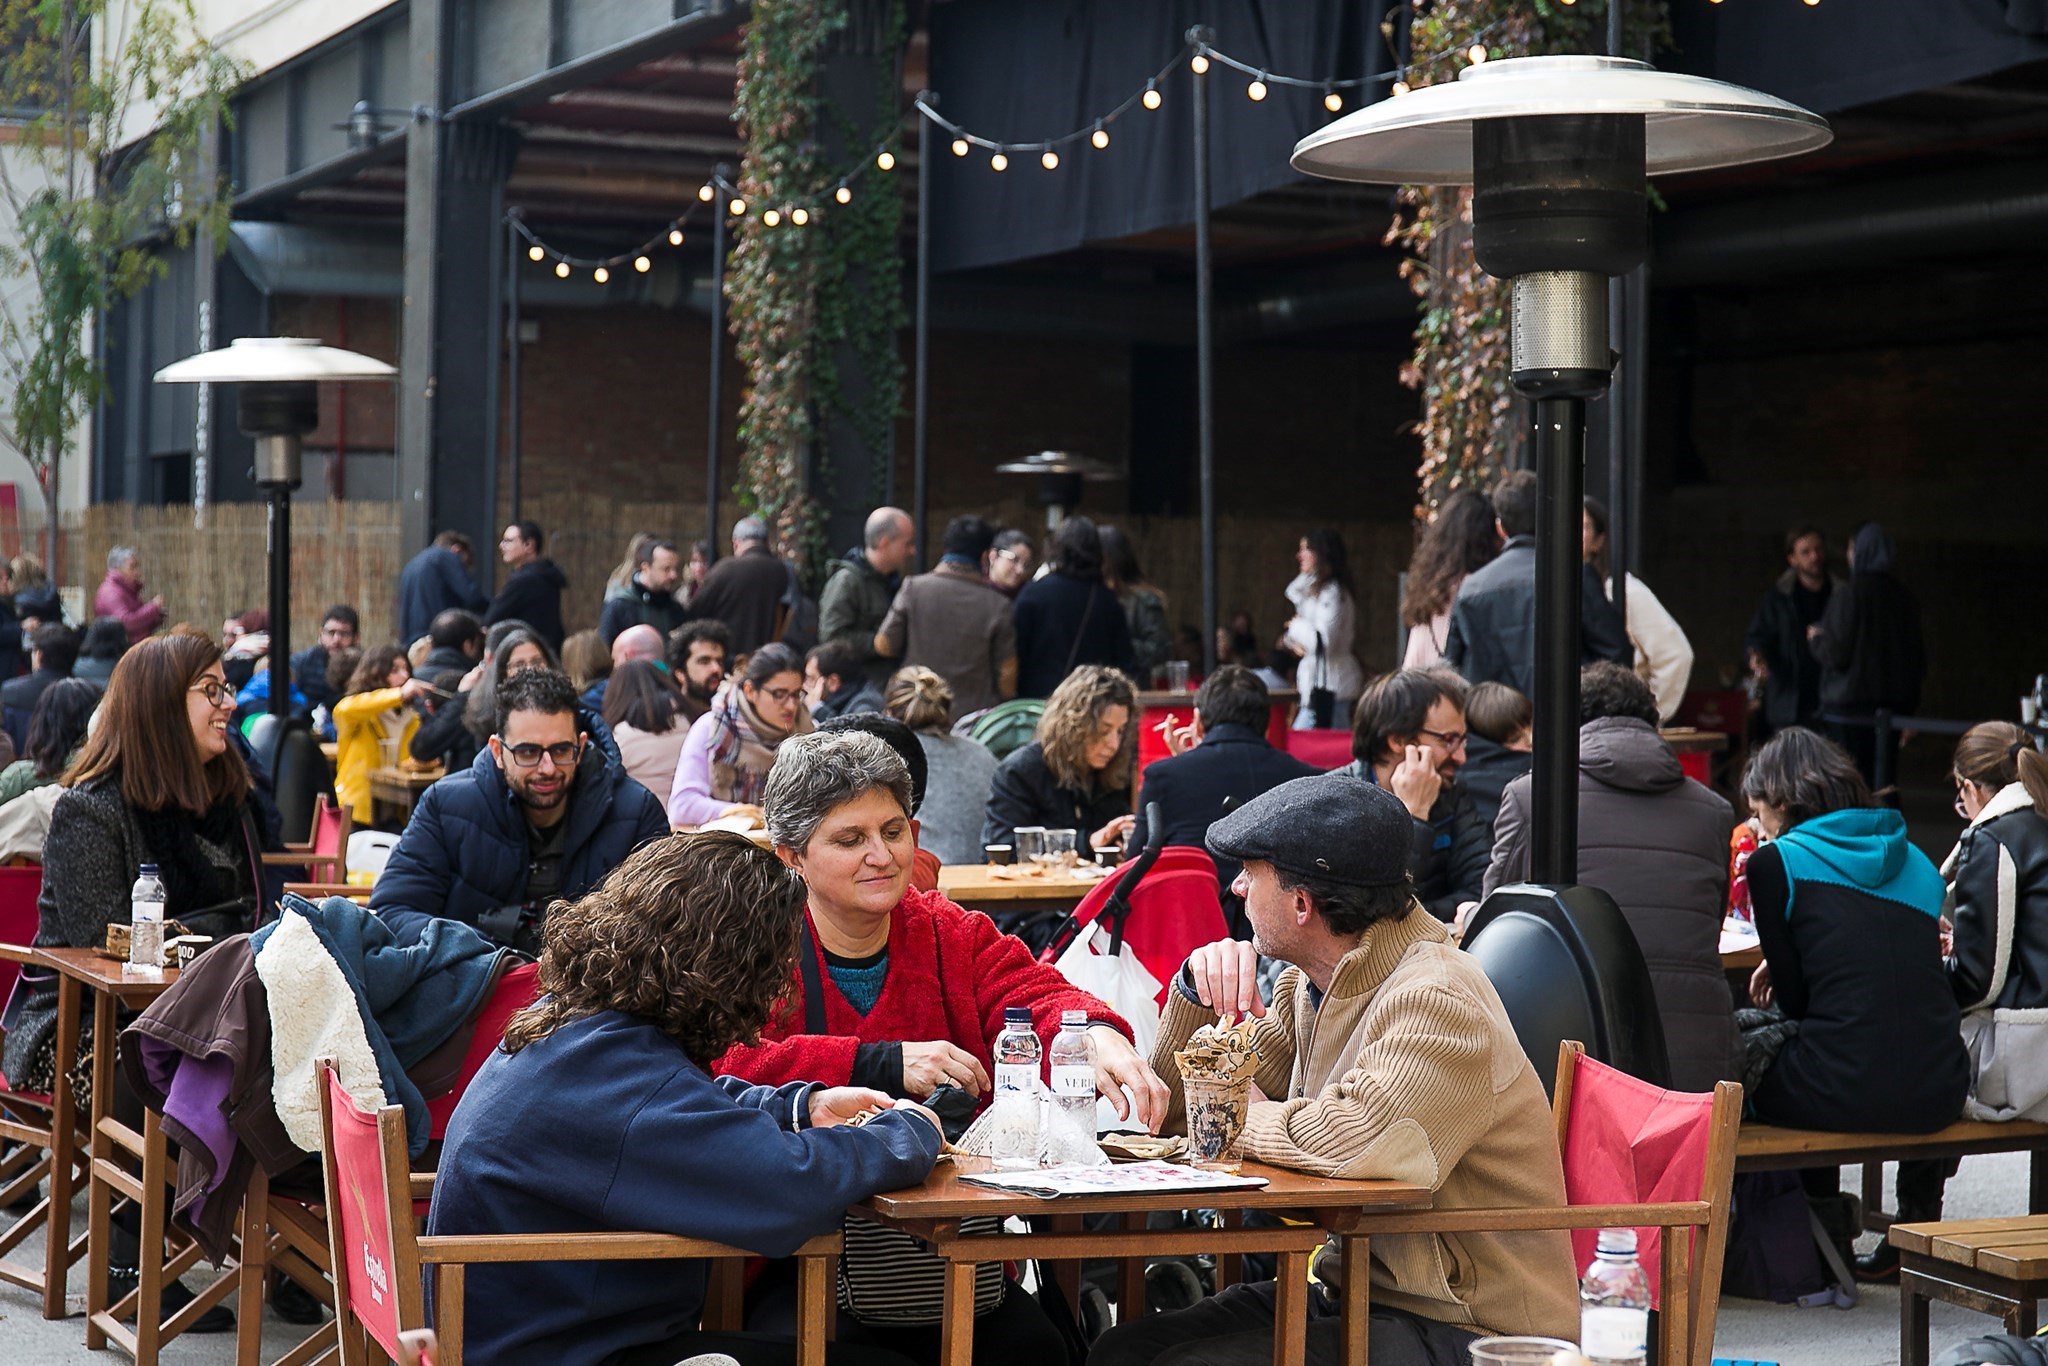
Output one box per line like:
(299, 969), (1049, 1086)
(667, 642), (814, 828)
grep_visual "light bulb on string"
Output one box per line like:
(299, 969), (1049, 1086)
(1142, 82), (1162, 111)
(1468, 44), (1488, 64)
(668, 228), (683, 246)
(876, 150), (896, 171)
(990, 151), (1009, 172)
(1190, 52), (1209, 74)
(834, 185), (852, 204)
(1247, 75), (1268, 101)
(762, 209), (781, 226)
(527, 244), (544, 262)
(1324, 87), (1343, 112)
(634, 255), (651, 273)
(1091, 123), (1109, 150)
(1391, 79), (1411, 96)
(554, 260), (569, 278)
(593, 266), (609, 284)
(1040, 145), (1058, 170)
(698, 184), (715, 201)
(791, 207), (809, 226)
(951, 138), (969, 157)
(729, 197), (746, 215)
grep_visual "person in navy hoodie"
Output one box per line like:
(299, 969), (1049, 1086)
(429, 830), (943, 1366)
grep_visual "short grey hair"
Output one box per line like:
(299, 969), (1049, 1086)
(732, 515), (768, 545)
(764, 730), (913, 851)
(863, 506), (910, 549)
(107, 545), (138, 571)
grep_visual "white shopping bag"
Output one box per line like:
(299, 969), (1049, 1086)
(1054, 921), (1162, 1060)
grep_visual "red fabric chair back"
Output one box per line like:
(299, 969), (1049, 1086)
(1057, 847), (1228, 1007)
(0, 864), (44, 1021)
(426, 961), (540, 1139)
(1560, 1053), (1716, 1307)
(325, 1066), (407, 1359)
(1283, 728), (1353, 770)
(310, 799), (346, 861)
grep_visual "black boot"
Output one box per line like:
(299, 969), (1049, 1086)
(105, 1265), (237, 1334)
(1863, 1162), (1952, 1282)
(270, 1272), (328, 1325)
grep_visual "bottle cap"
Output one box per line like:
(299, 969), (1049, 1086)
(1596, 1228), (1639, 1255)
(1061, 1009), (1088, 1026)
(1004, 1007), (1031, 1024)
(139, 863), (160, 876)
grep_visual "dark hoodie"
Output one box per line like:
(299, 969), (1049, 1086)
(1812, 522), (1924, 714)
(1484, 715), (1741, 1092)
(485, 559), (569, 652)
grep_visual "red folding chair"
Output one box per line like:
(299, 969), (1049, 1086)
(0, 864), (79, 1322)
(1041, 845), (1228, 1009)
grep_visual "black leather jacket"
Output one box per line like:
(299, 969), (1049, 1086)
(1946, 791), (2048, 1011)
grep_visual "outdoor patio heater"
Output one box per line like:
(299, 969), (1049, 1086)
(994, 450), (1120, 532)
(155, 338), (397, 717)
(1292, 56), (1829, 885)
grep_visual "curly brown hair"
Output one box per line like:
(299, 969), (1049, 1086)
(501, 831), (808, 1064)
(1038, 665), (1136, 793)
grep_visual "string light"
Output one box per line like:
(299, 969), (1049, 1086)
(634, 255), (651, 272)
(527, 244), (544, 261)
(990, 151), (1009, 171)
(1142, 82), (1162, 111)
(1324, 87), (1343, 113)
(1392, 80), (1411, 96)
(835, 185), (852, 204)
(876, 150), (896, 171)
(1190, 52), (1210, 74)
(593, 266), (608, 283)
(762, 208), (781, 226)
(729, 197), (746, 215)
(1247, 75), (1268, 101)
(951, 138), (969, 156)
(697, 184), (715, 201)
(1469, 44), (1490, 64)
(554, 261), (569, 278)
(791, 207), (809, 225)
(668, 227), (683, 246)
(1091, 123), (1109, 150)
(1040, 146), (1059, 170)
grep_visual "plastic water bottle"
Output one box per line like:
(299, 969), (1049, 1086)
(1047, 1009), (1096, 1162)
(128, 863), (167, 970)
(991, 1007), (1042, 1171)
(1580, 1228), (1651, 1366)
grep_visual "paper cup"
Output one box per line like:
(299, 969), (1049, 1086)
(1181, 1073), (1251, 1173)
(1467, 1337), (1580, 1366)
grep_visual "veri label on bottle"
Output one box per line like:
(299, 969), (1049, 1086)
(995, 1062), (1036, 1095)
(1580, 1305), (1647, 1362)
(1050, 1065), (1094, 1096)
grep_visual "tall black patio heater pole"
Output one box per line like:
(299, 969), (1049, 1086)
(913, 97), (933, 570)
(707, 162), (732, 557)
(1605, 0), (1630, 626)
(1190, 26), (1218, 675)
(264, 477), (292, 717)
(504, 212), (522, 521)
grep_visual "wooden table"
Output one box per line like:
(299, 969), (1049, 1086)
(935, 864), (1110, 920)
(1892, 1214), (2048, 1366)
(369, 766), (442, 823)
(1659, 728), (1729, 788)
(29, 947), (180, 1320)
(857, 1159), (1433, 1366)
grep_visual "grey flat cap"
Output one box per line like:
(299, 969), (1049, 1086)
(1206, 771), (1414, 889)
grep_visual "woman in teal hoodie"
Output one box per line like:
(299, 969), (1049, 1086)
(1739, 727), (1969, 1133)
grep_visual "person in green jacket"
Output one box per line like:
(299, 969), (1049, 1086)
(818, 507), (914, 688)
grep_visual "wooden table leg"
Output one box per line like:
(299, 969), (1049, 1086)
(1900, 1268), (1931, 1366)
(1342, 1235), (1371, 1366)
(1271, 1249), (1309, 1366)
(939, 1258), (977, 1366)
(44, 974), (81, 1319)
(90, 990), (117, 1140)
(1119, 1212), (1147, 1320)
(795, 1251), (829, 1366)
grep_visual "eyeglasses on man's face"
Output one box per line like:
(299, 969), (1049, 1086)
(499, 739), (582, 768)
(1417, 726), (1468, 751)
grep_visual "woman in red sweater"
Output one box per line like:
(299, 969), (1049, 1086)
(717, 728), (1168, 1364)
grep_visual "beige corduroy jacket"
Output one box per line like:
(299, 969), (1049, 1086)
(1152, 906), (1580, 1341)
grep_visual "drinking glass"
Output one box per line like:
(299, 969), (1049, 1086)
(1163, 660), (1191, 692)
(1467, 1338), (1580, 1366)
(1042, 829), (1078, 868)
(1012, 827), (1047, 866)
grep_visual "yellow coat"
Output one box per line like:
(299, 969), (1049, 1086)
(332, 688), (421, 824)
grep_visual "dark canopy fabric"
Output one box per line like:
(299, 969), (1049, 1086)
(927, 0), (2048, 273)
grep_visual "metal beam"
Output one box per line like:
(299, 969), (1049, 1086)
(445, 4), (749, 123)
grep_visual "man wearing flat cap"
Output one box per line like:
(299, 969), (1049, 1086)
(1089, 773), (1577, 1366)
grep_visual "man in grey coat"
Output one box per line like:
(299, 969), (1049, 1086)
(1483, 661), (1740, 1092)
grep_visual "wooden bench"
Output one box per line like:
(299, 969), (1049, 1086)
(1890, 1214), (2048, 1366)
(1736, 1119), (2048, 1231)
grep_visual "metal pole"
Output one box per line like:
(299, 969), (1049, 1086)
(1530, 395), (1586, 885)
(266, 486), (291, 718)
(913, 96), (933, 570)
(1608, 0), (1624, 57)
(1606, 280), (1627, 624)
(707, 162), (731, 558)
(1190, 25), (1218, 675)
(504, 214), (522, 523)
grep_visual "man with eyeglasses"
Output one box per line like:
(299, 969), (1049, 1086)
(1335, 668), (1489, 925)
(372, 667), (669, 952)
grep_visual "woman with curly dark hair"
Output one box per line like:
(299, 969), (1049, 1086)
(980, 663), (1137, 853)
(429, 830), (943, 1366)
(1400, 490), (1499, 669)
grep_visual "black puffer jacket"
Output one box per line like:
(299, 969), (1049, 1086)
(1335, 759), (1490, 923)
(980, 741), (1131, 850)
(1483, 716), (1740, 1092)
(1945, 783), (2048, 1011)
(484, 559), (569, 652)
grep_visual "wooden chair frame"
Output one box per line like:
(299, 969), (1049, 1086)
(0, 941), (89, 1320)
(262, 796), (351, 884)
(1335, 1042), (1742, 1366)
(319, 1061), (839, 1366)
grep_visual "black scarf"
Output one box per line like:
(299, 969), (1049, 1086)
(132, 796), (255, 925)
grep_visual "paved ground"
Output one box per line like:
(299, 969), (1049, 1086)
(1, 1151), (2035, 1364)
